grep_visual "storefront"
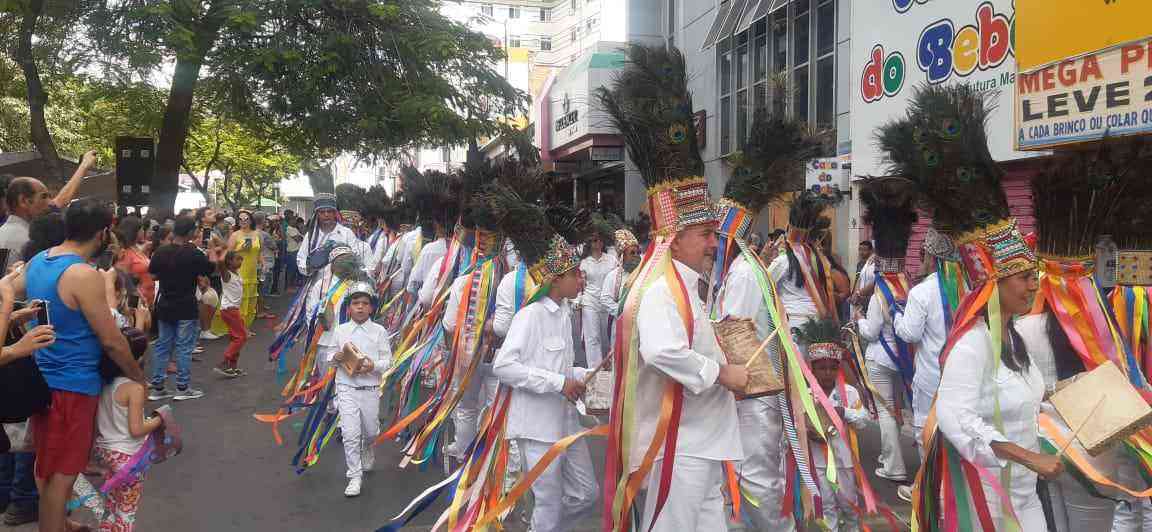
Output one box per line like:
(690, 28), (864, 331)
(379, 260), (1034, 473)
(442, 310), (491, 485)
(849, 0), (1045, 274)
(536, 43), (628, 213)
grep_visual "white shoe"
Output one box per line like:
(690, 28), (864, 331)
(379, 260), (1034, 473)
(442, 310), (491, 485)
(362, 448), (375, 472)
(344, 477), (362, 497)
(200, 331), (220, 340)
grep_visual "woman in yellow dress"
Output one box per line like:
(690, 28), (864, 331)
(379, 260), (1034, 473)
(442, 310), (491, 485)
(211, 210), (262, 335)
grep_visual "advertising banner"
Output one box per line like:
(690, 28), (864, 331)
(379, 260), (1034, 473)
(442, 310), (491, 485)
(1016, 0), (1152, 71)
(805, 158), (850, 196)
(1015, 37), (1152, 150)
(850, 0), (1039, 182)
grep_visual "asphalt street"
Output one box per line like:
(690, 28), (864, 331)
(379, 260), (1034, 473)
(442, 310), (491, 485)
(5, 288), (914, 531)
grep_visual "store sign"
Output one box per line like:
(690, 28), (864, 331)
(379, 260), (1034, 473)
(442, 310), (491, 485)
(805, 158), (850, 195)
(590, 146), (623, 161)
(1016, 37), (1152, 150)
(1016, 0), (1152, 71)
(850, 0), (1038, 181)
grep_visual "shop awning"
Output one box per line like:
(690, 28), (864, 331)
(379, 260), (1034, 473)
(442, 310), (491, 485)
(703, 0), (789, 50)
(736, 0), (790, 35)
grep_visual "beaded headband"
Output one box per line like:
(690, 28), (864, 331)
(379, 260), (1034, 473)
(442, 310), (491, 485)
(807, 342), (845, 362)
(956, 218), (1036, 285)
(340, 210), (362, 227)
(923, 227), (960, 261)
(874, 256), (905, 274)
(1116, 250), (1152, 286)
(527, 234), (580, 285)
(614, 229), (639, 251)
(715, 198), (755, 242)
(647, 176), (716, 236)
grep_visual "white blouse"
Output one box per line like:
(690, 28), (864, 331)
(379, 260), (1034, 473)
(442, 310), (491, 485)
(935, 320), (1045, 519)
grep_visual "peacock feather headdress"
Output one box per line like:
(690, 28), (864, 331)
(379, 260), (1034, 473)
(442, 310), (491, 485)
(859, 177), (918, 273)
(597, 44), (712, 235)
(487, 184), (578, 286)
(793, 318), (846, 362)
(876, 83), (1028, 283)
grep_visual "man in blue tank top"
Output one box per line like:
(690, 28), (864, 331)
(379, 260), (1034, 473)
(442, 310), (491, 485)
(14, 199), (144, 532)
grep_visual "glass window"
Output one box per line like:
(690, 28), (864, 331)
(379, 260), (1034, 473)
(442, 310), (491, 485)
(509, 6), (520, 19)
(817, 0), (835, 57)
(816, 56), (834, 127)
(795, 0), (811, 14)
(736, 89), (748, 148)
(587, 18), (596, 31)
(720, 43), (732, 95)
(541, 37), (552, 51)
(668, 0), (676, 35)
(481, 4), (493, 16)
(541, 8), (551, 21)
(772, 12), (787, 73)
(754, 22), (767, 82)
(794, 13), (809, 66)
(793, 65), (809, 121)
(510, 38), (521, 48)
(721, 95), (733, 154)
(571, 28), (578, 42)
(736, 44), (748, 91)
(754, 82), (768, 112)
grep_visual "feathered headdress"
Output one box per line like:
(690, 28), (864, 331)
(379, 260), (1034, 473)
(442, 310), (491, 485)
(546, 205), (592, 246)
(488, 185), (578, 286)
(787, 190), (840, 234)
(597, 44), (712, 236)
(793, 318), (846, 362)
(401, 166), (458, 239)
(860, 177), (918, 273)
(876, 84), (1028, 283)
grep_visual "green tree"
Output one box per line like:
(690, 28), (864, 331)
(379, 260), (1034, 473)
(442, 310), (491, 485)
(92, 0), (525, 212)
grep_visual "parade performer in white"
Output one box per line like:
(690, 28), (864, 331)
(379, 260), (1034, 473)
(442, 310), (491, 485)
(328, 282), (390, 497)
(296, 193), (373, 278)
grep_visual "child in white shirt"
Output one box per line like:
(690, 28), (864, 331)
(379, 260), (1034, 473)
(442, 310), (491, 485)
(808, 337), (872, 531)
(215, 251), (248, 377)
(328, 283), (391, 497)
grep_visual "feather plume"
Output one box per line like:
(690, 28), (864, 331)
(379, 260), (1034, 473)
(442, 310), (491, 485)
(486, 184), (554, 266)
(401, 166), (458, 233)
(859, 177), (918, 259)
(546, 205), (592, 245)
(788, 190), (841, 230)
(793, 318), (843, 347)
(875, 83), (1007, 233)
(727, 109), (824, 210)
(596, 44), (703, 187)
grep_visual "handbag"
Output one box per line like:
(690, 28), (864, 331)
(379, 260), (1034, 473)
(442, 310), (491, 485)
(0, 355), (51, 423)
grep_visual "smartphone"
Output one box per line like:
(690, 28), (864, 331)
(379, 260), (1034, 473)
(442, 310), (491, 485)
(34, 300), (49, 326)
(128, 294), (140, 309)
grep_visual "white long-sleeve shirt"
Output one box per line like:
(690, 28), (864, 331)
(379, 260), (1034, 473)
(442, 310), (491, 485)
(598, 266), (626, 318)
(492, 297), (588, 443)
(579, 253), (618, 311)
(893, 272), (949, 395)
(406, 238), (447, 296)
(811, 384), (871, 469)
(936, 321), (1044, 514)
(492, 268), (535, 338)
(632, 259), (743, 467)
(717, 254), (782, 374)
(329, 319), (391, 387)
(1014, 313), (1058, 393)
(295, 223), (373, 276)
(395, 229), (422, 290)
(857, 290), (900, 371)
(768, 248), (818, 318)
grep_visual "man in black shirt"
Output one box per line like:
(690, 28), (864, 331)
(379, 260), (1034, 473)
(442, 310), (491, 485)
(147, 217), (215, 401)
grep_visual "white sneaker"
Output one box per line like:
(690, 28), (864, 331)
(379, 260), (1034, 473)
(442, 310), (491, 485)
(362, 448), (375, 473)
(344, 477), (362, 497)
(200, 331), (220, 340)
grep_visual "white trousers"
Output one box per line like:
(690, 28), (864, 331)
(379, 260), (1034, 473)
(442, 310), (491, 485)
(815, 465), (858, 531)
(1112, 449), (1152, 532)
(737, 397), (795, 531)
(448, 366), (484, 459)
(520, 438), (598, 532)
(867, 360), (908, 480)
(912, 385), (935, 460)
(642, 456), (726, 532)
(337, 384), (380, 479)
(581, 306), (609, 369)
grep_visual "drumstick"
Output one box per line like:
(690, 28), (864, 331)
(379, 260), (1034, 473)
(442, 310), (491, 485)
(1057, 394), (1107, 458)
(582, 352), (614, 387)
(743, 327), (782, 369)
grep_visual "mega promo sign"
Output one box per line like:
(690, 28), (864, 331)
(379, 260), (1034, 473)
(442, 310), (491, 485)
(850, 0), (1039, 181)
(1015, 38), (1152, 150)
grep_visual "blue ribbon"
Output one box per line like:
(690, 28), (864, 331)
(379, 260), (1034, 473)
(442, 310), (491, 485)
(875, 274), (915, 403)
